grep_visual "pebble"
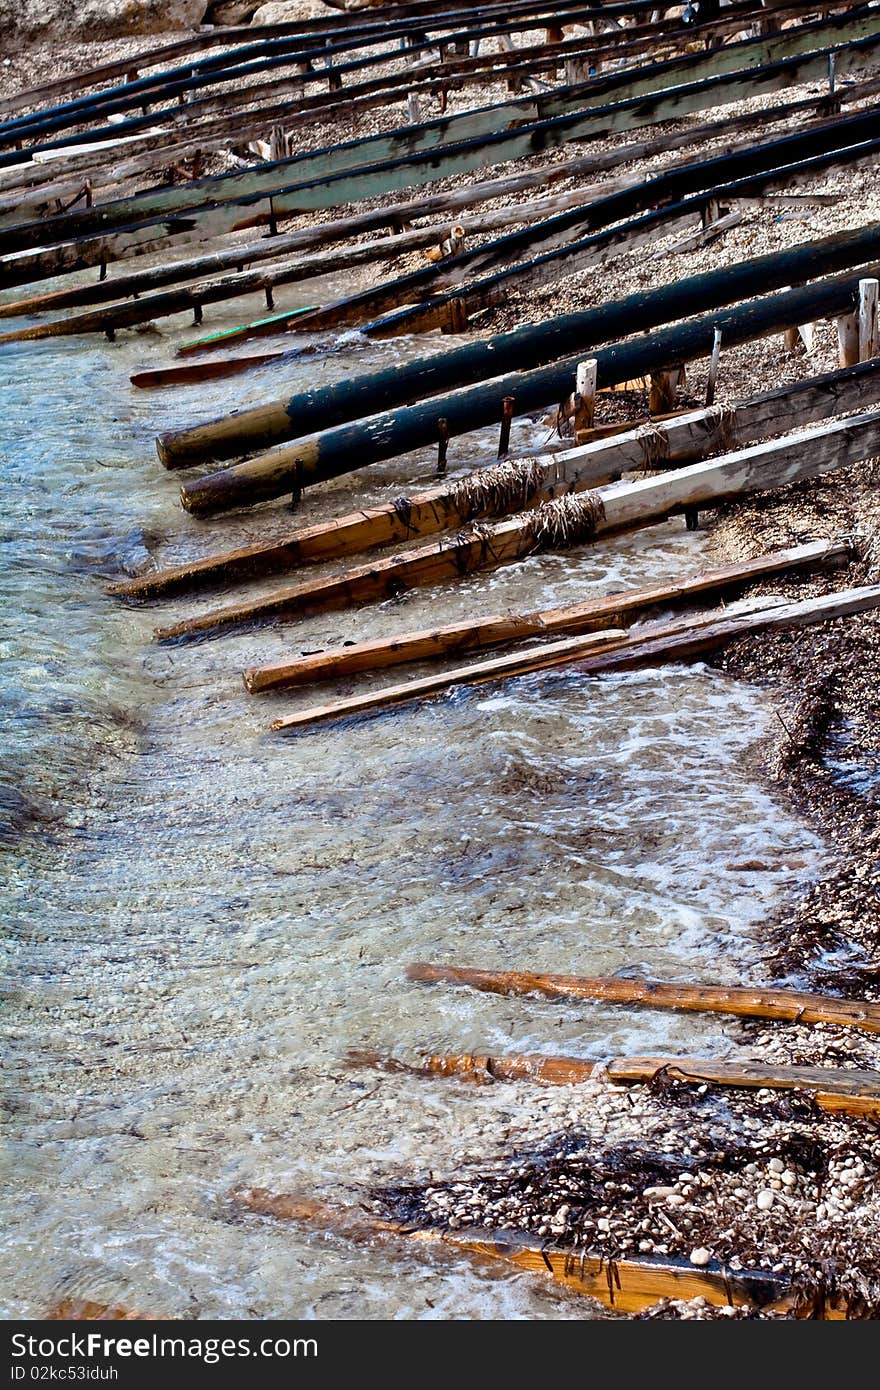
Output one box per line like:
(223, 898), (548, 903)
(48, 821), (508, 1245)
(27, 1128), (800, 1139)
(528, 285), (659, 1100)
(768, 1158), (785, 1174)
(689, 1247), (712, 1267)
(757, 1189), (775, 1211)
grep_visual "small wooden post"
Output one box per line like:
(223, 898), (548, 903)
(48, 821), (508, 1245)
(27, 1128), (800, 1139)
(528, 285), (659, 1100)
(859, 278), (880, 361)
(193, 303), (203, 325)
(649, 370), (676, 414)
(289, 462), (303, 510)
(838, 307), (860, 368)
(268, 198), (278, 237)
(684, 506), (699, 531)
(546, 25), (565, 43)
(407, 92), (422, 124)
(437, 418), (449, 476)
(265, 286), (275, 310)
(574, 358), (597, 434)
(705, 327), (722, 406)
(498, 397), (515, 457)
(445, 298), (468, 335)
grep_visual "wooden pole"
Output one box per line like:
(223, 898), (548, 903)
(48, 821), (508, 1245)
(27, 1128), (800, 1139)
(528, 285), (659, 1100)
(405, 962), (880, 1034)
(166, 410), (880, 640)
(231, 1187), (843, 1317)
(110, 356), (880, 603)
(176, 271), (880, 517)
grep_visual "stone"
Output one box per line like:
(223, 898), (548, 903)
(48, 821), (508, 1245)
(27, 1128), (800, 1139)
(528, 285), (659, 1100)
(250, 0), (336, 22)
(756, 1189), (775, 1211)
(1, 0), (210, 46)
(689, 1247), (712, 1267)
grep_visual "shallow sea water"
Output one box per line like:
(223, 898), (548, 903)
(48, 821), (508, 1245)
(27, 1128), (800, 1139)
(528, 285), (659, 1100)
(0, 274), (827, 1318)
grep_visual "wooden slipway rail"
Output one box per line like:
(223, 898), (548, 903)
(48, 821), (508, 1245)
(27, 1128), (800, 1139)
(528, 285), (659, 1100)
(357, 1048), (880, 1120)
(0, 0), (616, 116)
(119, 357), (878, 607)
(232, 1189), (849, 1317)
(0, 4), (795, 188)
(2, 11), (866, 236)
(158, 220), (880, 469)
(241, 542), (849, 693)
(3, 65), (865, 330)
(267, 586), (880, 731)
(177, 266), (880, 515)
(0, 0), (662, 147)
(3, 22), (877, 289)
(406, 963), (880, 1036)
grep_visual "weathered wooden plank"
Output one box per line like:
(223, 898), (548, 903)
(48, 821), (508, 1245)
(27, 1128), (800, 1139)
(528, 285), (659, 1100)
(240, 541), (848, 692)
(405, 963), (880, 1035)
(0, 186), (618, 345)
(4, 66), (869, 324)
(161, 222), (880, 471)
(267, 584), (880, 729)
(289, 119), (880, 341)
(0, 2), (799, 209)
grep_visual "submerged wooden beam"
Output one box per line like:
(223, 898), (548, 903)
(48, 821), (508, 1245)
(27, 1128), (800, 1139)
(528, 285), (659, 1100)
(164, 409), (880, 641)
(242, 540), (847, 693)
(268, 584), (880, 729)
(405, 963), (880, 1035)
(357, 1048), (880, 1119)
(232, 1188), (841, 1317)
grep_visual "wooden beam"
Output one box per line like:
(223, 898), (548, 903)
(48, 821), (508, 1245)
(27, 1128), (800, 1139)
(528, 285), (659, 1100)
(4, 22), (877, 289)
(241, 541), (847, 693)
(356, 1048), (880, 1119)
(267, 584), (880, 729)
(161, 223), (880, 473)
(165, 409), (880, 641)
(231, 1188), (840, 1317)
(6, 68), (874, 327)
(4, 15), (867, 243)
(405, 963), (880, 1035)
(114, 355), (880, 602)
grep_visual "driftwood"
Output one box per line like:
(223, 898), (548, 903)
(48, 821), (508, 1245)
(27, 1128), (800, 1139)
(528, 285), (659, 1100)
(268, 585), (880, 730)
(232, 1188), (846, 1317)
(242, 540), (847, 693)
(161, 409), (880, 640)
(354, 1048), (880, 1119)
(45, 1301), (155, 1321)
(405, 963), (880, 1035)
